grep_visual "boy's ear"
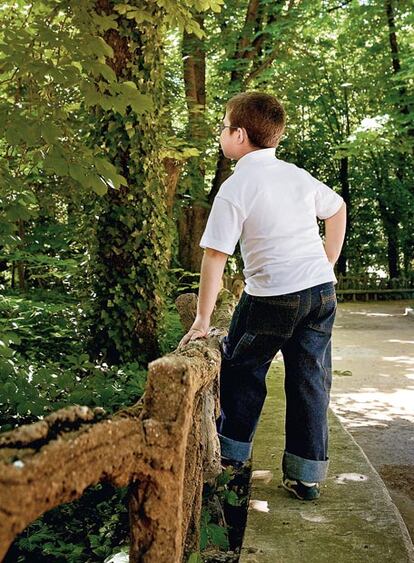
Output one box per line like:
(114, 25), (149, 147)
(238, 127), (249, 144)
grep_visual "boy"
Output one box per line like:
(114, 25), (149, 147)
(178, 92), (346, 501)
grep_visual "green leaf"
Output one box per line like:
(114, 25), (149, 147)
(90, 62), (117, 83)
(216, 468), (233, 487)
(207, 523), (229, 549)
(69, 164), (88, 186)
(117, 83), (153, 113)
(5, 126), (24, 145)
(89, 174), (108, 195)
(129, 92), (153, 114)
(199, 525), (208, 550)
(41, 124), (61, 144)
(184, 20), (204, 40)
(122, 80), (137, 90)
(93, 13), (119, 31)
(5, 202), (33, 222)
(93, 158), (126, 189)
(114, 3), (130, 15)
(84, 85), (102, 107)
(112, 96), (127, 115)
(225, 489), (240, 506)
(24, 125), (42, 147)
(16, 402), (31, 415)
(0, 340), (14, 358)
(2, 381), (17, 395)
(86, 36), (114, 58)
(43, 147), (69, 176)
(125, 9), (155, 24)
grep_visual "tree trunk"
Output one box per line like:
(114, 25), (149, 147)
(179, 1), (290, 271)
(178, 205), (209, 274)
(88, 1), (171, 364)
(164, 157), (183, 219)
(0, 253), (7, 286)
(17, 219), (25, 292)
(378, 198), (400, 279)
(384, 0), (413, 271)
(385, 0), (412, 134)
(178, 14), (209, 272)
(337, 157), (349, 275)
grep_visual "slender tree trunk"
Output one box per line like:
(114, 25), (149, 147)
(209, 148), (233, 204)
(178, 13), (209, 272)
(337, 83), (351, 275)
(378, 198), (400, 279)
(17, 220), (25, 291)
(382, 0), (409, 276)
(337, 157), (349, 275)
(164, 157), (183, 219)
(385, 0), (412, 134)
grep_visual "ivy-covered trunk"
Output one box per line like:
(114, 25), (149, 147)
(88, 1), (172, 365)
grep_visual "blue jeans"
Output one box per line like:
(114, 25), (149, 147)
(216, 281), (336, 483)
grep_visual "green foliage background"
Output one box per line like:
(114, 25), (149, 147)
(0, 0), (413, 560)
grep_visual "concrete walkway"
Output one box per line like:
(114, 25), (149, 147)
(330, 300), (414, 540)
(240, 362), (414, 563)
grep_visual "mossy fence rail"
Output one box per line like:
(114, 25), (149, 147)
(0, 289), (238, 563)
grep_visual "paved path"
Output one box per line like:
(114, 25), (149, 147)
(330, 300), (414, 541)
(241, 363), (414, 562)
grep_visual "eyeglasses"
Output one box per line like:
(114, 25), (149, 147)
(217, 123), (239, 134)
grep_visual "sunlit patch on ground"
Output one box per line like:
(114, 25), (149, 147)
(249, 499), (269, 513)
(333, 390), (414, 426)
(251, 470), (273, 484)
(299, 512), (329, 523)
(333, 473), (368, 484)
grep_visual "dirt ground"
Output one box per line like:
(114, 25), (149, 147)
(330, 299), (414, 541)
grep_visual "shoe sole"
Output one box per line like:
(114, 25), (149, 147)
(282, 480), (320, 501)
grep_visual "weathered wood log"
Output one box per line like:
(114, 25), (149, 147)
(0, 287), (240, 562)
(130, 346), (222, 560)
(175, 287), (238, 485)
(175, 293), (198, 332)
(0, 347), (221, 562)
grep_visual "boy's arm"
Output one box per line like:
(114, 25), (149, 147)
(324, 202), (347, 265)
(178, 248), (228, 348)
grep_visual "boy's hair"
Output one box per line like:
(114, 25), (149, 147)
(226, 91), (286, 148)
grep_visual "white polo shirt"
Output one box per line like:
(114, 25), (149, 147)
(199, 148), (344, 296)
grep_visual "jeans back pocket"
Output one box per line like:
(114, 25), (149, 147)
(246, 294), (300, 338)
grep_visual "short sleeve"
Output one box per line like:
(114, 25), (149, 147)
(199, 196), (244, 255)
(314, 178), (344, 220)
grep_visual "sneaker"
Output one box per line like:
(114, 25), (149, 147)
(282, 475), (320, 500)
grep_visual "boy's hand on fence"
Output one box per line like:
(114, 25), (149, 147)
(178, 323), (209, 349)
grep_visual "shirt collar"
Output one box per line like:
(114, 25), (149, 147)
(234, 148), (277, 172)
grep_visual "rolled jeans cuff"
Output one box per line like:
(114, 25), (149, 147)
(283, 451), (329, 482)
(219, 433), (252, 463)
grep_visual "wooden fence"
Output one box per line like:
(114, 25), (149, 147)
(0, 289), (237, 563)
(335, 274), (414, 301)
(223, 273), (414, 301)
